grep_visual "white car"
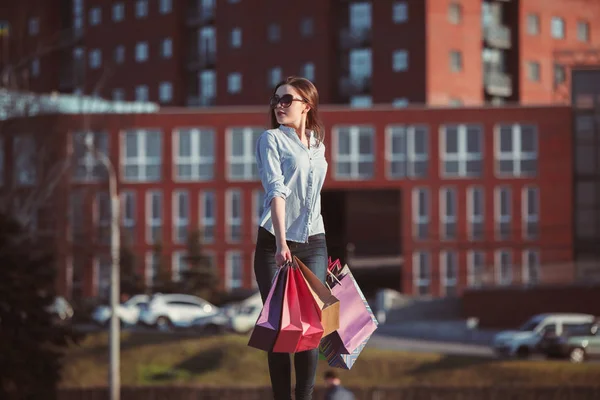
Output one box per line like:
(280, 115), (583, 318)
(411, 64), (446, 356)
(229, 292), (263, 334)
(492, 313), (596, 359)
(91, 294), (149, 326)
(138, 293), (219, 331)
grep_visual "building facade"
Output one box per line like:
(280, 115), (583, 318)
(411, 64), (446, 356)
(1, 0), (599, 108)
(0, 104), (574, 299)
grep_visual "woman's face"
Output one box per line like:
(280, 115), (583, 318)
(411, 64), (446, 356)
(271, 84), (309, 127)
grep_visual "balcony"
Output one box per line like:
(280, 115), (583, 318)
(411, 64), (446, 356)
(187, 49), (216, 71)
(187, 7), (215, 26)
(187, 95), (215, 107)
(339, 75), (372, 97)
(484, 25), (511, 49)
(485, 71), (513, 97)
(339, 27), (371, 50)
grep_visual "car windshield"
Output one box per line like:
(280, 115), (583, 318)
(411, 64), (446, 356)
(519, 316), (544, 332)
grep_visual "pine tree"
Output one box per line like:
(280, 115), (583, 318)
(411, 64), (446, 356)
(119, 235), (143, 296)
(182, 228), (218, 301)
(0, 213), (78, 399)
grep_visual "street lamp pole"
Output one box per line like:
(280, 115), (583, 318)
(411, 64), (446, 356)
(85, 134), (120, 400)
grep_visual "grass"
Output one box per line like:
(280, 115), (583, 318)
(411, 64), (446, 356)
(60, 331), (600, 388)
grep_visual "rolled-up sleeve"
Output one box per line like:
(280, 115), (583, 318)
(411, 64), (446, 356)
(256, 131), (292, 206)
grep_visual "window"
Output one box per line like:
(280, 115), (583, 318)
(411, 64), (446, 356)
(122, 129), (162, 182)
(448, 3), (462, 24)
(227, 127), (262, 180)
(31, 59), (40, 77)
(386, 125), (428, 179)
(468, 250), (486, 288)
(578, 21), (590, 42)
(71, 131), (109, 181)
(393, 98), (409, 108)
(413, 251), (431, 296)
(200, 190), (216, 243)
(173, 191), (189, 244)
(496, 124), (538, 177)
(89, 49), (101, 69)
(145, 252), (160, 288)
(136, 0), (148, 18)
(268, 23), (281, 42)
(522, 186), (539, 240)
(450, 51), (462, 72)
(440, 187), (457, 240)
(413, 187), (429, 240)
(174, 128), (214, 181)
(300, 17), (314, 37)
(527, 14), (539, 35)
(112, 89), (124, 102)
(495, 250), (512, 286)
(302, 62), (315, 81)
(467, 186), (484, 241)
(135, 42), (148, 62)
(495, 186), (511, 240)
(441, 124), (483, 177)
(146, 190), (162, 244)
(135, 85), (148, 101)
(228, 73), (242, 94)
(522, 249), (540, 285)
(112, 3), (125, 22)
(393, 50), (409, 72)
(95, 192), (111, 244)
(28, 17), (39, 36)
(349, 2), (372, 31)
(334, 126), (375, 179)
(527, 61), (540, 82)
(393, 2), (408, 23)
(95, 255), (111, 299)
(172, 251), (188, 282)
(200, 70), (217, 104)
(268, 67), (282, 88)
(231, 28), (242, 48)
(226, 189), (243, 242)
(161, 38), (172, 58)
(89, 7), (101, 26)
(551, 17), (565, 39)
(159, 82), (172, 103)
(350, 96), (372, 108)
(114, 45), (125, 63)
(226, 251), (243, 290)
(159, 0), (172, 14)
(253, 189), (266, 241)
(13, 134), (36, 185)
(121, 191), (136, 243)
(554, 64), (566, 85)
(440, 250), (458, 296)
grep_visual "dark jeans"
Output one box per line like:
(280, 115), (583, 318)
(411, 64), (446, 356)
(254, 227), (328, 400)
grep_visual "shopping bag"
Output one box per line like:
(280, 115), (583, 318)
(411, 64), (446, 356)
(293, 262), (325, 352)
(319, 332), (370, 370)
(294, 256), (340, 337)
(272, 263), (304, 353)
(247, 266), (288, 352)
(320, 262), (378, 359)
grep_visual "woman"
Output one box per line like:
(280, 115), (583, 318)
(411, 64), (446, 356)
(254, 76), (328, 400)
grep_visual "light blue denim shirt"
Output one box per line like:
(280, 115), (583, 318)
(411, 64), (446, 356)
(255, 125), (328, 243)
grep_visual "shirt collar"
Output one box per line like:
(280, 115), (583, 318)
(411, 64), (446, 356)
(279, 125), (314, 144)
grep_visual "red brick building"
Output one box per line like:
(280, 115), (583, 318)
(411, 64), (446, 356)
(1, 0), (599, 107)
(0, 103), (575, 299)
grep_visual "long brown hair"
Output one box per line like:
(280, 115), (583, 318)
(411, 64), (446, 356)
(269, 76), (325, 146)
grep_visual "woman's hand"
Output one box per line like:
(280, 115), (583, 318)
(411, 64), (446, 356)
(275, 243), (292, 267)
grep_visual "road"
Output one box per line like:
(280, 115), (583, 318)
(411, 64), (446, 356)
(368, 333), (495, 357)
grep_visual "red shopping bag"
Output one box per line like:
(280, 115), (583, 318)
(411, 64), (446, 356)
(272, 262), (303, 353)
(293, 261), (325, 352)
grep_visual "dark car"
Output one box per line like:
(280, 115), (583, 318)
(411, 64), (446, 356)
(539, 319), (599, 361)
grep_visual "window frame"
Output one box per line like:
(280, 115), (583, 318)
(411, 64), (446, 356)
(439, 124), (484, 178)
(495, 249), (513, 286)
(145, 190), (162, 244)
(522, 186), (540, 240)
(199, 190), (216, 243)
(332, 125), (375, 180)
(522, 249), (541, 285)
(226, 127), (262, 181)
(385, 124), (429, 179)
(495, 186), (512, 240)
(440, 186), (458, 241)
(494, 124), (538, 177)
(467, 250), (486, 288)
(173, 127), (215, 181)
(467, 186), (485, 241)
(226, 250), (243, 290)
(226, 189), (243, 243)
(440, 250), (458, 296)
(172, 190), (190, 244)
(121, 129), (162, 182)
(412, 251), (431, 296)
(412, 187), (430, 240)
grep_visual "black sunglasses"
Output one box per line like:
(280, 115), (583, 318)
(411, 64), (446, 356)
(269, 94), (306, 109)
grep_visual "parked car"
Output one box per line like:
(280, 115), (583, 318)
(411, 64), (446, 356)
(540, 319), (600, 362)
(492, 313), (596, 359)
(91, 294), (149, 326)
(189, 312), (231, 334)
(138, 293), (219, 331)
(229, 292), (262, 334)
(46, 296), (74, 325)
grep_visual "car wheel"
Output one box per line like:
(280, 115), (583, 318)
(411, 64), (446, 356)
(516, 346), (530, 359)
(569, 347), (586, 363)
(155, 316), (172, 332)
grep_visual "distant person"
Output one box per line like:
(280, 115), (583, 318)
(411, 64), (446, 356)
(323, 370), (355, 400)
